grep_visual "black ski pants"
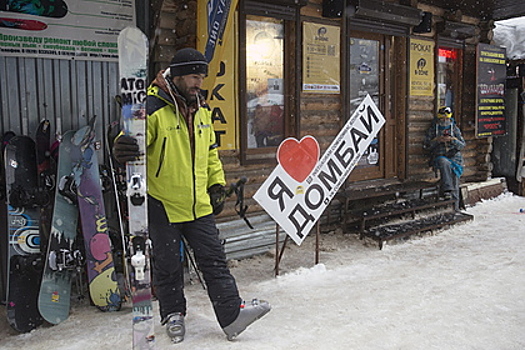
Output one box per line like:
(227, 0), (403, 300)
(148, 196), (241, 328)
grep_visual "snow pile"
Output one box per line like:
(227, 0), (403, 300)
(494, 17), (525, 60)
(0, 192), (524, 349)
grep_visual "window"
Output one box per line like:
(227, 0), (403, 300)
(245, 16), (285, 149)
(239, 1), (300, 164)
(437, 47), (460, 113)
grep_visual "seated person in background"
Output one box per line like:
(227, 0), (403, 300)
(423, 106), (466, 210)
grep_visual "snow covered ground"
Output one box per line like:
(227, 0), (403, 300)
(1, 192), (524, 349)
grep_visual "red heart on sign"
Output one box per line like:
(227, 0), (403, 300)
(277, 136), (320, 183)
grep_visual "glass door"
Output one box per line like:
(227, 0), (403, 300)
(348, 33), (386, 180)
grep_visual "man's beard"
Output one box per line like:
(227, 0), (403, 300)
(183, 90), (198, 104)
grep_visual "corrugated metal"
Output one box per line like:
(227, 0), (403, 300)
(218, 213), (283, 260)
(0, 56), (120, 161)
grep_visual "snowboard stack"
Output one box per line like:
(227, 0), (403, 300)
(118, 26), (154, 349)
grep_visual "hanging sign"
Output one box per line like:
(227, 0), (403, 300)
(254, 94), (385, 245)
(302, 22), (340, 93)
(476, 43), (507, 138)
(409, 38), (434, 96)
(0, 0), (135, 61)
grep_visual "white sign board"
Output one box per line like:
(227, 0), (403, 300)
(0, 0), (135, 61)
(253, 94), (385, 245)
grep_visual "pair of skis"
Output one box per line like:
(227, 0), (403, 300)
(118, 27), (154, 349)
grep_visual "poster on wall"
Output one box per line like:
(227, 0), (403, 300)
(409, 38), (434, 96)
(302, 22), (340, 93)
(476, 43), (507, 138)
(0, 0), (135, 61)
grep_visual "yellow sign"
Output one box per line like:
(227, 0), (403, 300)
(197, 0), (238, 150)
(302, 22), (340, 93)
(409, 38), (434, 96)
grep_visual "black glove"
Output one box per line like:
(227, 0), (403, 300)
(208, 184), (226, 216)
(113, 135), (140, 164)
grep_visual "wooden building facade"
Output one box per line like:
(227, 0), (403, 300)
(154, 0), (524, 224)
(1, 0), (523, 258)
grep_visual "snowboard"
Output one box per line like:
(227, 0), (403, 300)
(0, 0), (68, 18)
(0, 132), (16, 303)
(35, 119), (55, 254)
(0, 17), (48, 31)
(118, 26), (154, 349)
(105, 121), (132, 301)
(70, 118), (121, 311)
(38, 130), (80, 324)
(4, 135), (44, 332)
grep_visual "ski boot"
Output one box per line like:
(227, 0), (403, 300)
(164, 312), (185, 343)
(223, 299), (271, 341)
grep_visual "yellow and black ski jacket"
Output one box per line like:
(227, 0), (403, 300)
(146, 85), (225, 223)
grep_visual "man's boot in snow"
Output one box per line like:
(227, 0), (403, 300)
(164, 312), (185, 343)
(223, 299), (271, 341)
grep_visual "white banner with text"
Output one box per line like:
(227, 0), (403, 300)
(254, 94), (385, 245)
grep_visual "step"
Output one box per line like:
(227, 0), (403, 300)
(337, 180), (438, 202)
(363, 211), (474, 249)
(346, 198), (456, 235)
(351, 198), (454, 220)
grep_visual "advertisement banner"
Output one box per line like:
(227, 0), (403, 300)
(302, 22), (340, 93)
(476, 43), (507, 138)
(409, 38), (434, 96)
(254, 94), (385, 245)
(0, 0), (135, 61)
(197, 0), (238, 150)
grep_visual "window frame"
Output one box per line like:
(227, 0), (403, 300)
(239, 2), (298, 165)
(346, 31), (388, 181)
(436, 38), (465, 125)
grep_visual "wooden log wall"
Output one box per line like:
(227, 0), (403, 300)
(407, 3), (494, 184)
(150, 0), (498, 221)
(151, 0), (197, 74)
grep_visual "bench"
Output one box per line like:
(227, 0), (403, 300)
(336, 180), (473, 249)
(336, 180), (439, 232)
(364, 211), (473, 249)
(349, 197), (456, 239)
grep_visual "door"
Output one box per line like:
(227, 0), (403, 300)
(347, 31), (401, 181)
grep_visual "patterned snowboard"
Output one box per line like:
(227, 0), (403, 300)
(4, 135), (43, 332)
(38, 130), (80, 324)
(70, 118), (121, 311)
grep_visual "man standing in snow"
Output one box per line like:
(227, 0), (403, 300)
(113, 48), (271, 343)
(424, 106), (466, 210)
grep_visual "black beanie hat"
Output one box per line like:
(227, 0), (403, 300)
(169, 48), (208, 77)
